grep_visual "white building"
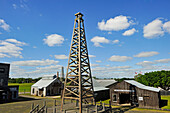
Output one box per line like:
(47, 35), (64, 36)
(31, 75), (62, 97)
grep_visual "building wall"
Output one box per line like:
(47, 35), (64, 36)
(0, 63), (10, 88)
(94, 89), (110, 102)
(109, 81), (160, 108)
(31, 79), (62, 96)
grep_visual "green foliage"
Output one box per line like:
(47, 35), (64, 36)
(135, 70), (170, 90)
(114, 78), (134, 82)
(8, 77), (42, 83)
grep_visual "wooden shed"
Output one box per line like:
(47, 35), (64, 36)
(108, 80), (161, 109)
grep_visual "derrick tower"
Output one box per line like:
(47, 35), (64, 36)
(61, 12), (95, 113)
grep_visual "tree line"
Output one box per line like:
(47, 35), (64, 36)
(8, 77), (42, 83)
(135, 70), (170, 90)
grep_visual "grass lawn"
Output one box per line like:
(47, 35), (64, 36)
(8, 83), (34, 93)
(161, 95), (170, 109)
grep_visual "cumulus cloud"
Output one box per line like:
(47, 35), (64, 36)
(123, 28), (137, 36)
(0, 39), (27, 58)
(98, 15), (133, 31)
(89, 55), (96, 58)
(0, 19), (10, 31)
(91, 36), (109, 47)
(143, 19), (164, 39)
(43, 34), (64, 47)
(91, 64), (100, 67)
(163, 21), (170, 33)
(12, 59), (59, 66)
(136, 61), (155, 67)
(134, 51), (159, 57)
(112, 39), (120, 44)
(109, 55), (132, 62)
(54, 55), (68, 59)
(155, 58), (170, 63)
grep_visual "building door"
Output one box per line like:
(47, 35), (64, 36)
(119, 93), (130, 104)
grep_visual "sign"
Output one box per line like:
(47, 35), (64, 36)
(114, 89), (134, 92)
(139, 97), (143, 101)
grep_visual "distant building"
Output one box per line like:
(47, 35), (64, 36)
(108, 80), (162, 108)
(0, 63), (19, 102)
(31, 75), (62, 96)
(93, 79), (117, 101)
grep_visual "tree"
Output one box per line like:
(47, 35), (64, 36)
(135, 70), (170, 90)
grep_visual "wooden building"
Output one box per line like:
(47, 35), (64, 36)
(93, 79), (117, 101)
(0, 63), (19, 102)
(31, 75), (62, 96)
(109, 80), (161, 109)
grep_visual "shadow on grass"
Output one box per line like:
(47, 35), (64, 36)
(0, 96), (40, 104)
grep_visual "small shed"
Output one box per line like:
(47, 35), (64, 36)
(31, 75), (62, 96)
(93, 79), (117, 101)
(109, 80), (161, 108)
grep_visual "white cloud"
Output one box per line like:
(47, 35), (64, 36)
(96, 60), (102, 63)
(12, 59), (59, 66)
(0, 39), (27, 58)
(91, 36), (109, 47)
(109, 55), (132, 62)
(43, 34), (64, 47)
(155, 59), (170, 63)
(5, 39), (27, 46)
(0, 53), (10, 58)
(123, 28), (137, 36)
(143, 19), (164, 39)
(54, 55), (68, 59)
(112, 39), (120, 44)
(98, 15), (132, 31)
(12, 4), (17, 9)
(0, 19), (10, 31)
(134, 51), (159, 57)
(89, 55), (96, 58)
(136, 61), (155, 67)
(163, 21), (170, 33)
(108, 32), (112, 34)
(91, 64), (100, 67)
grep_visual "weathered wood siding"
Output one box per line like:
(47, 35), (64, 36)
(0, 63), (10, 88)
(109, 81), (160, 108)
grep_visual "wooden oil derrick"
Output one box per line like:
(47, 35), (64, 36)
(61, 12), (95, 113)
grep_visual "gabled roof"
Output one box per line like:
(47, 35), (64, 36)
(32, 78), (60, 89)
(96, 79), (117, 87)
(124, 80), (160, 92)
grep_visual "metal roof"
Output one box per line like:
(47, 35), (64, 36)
(32, 78), (59, 89)
(94, 87), (109, 92)
(124, 80), (160, 92)
(96, 79), (117, 87)
(92, 79), (114, 92)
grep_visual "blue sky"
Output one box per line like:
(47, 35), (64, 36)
(0, 0), (170, 78)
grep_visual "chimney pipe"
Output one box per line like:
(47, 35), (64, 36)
(57, 71), (59, 78)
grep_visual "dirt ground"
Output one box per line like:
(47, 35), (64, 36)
(0, 95), (169, 113)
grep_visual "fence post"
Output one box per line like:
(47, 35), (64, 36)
(86, 108), (89, 113)
(31, 103), (34, 110)
(54, 100), (56, 106)
(109, 100), (112, 113)
(100, 100), (102, 106)
(103, 103), (105, 111)
(96, 105), (98, 113)
(45, 106), (47, 113)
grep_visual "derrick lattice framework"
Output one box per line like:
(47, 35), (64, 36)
(61, 12), (95, 112)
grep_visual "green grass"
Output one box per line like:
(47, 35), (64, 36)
(161, 95), (170, 109)
(8, 83), (34, 92)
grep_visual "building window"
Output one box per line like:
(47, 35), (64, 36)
(0, 68), (5, 73)
(112, 94), (117, 102)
